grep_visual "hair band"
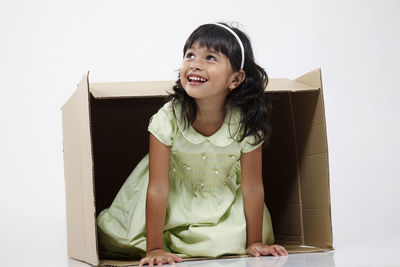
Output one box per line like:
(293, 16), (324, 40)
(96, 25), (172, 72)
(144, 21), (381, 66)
(213, 23), (245, 70)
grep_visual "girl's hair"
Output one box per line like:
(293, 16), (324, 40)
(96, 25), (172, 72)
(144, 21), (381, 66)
(167, 22), (272, 147)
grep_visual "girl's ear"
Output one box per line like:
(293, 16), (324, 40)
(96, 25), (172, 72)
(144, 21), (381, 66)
(228, 70), (246, 91)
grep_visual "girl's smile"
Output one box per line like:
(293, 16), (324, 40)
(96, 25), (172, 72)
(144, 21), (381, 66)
(187, 73), (208, 86)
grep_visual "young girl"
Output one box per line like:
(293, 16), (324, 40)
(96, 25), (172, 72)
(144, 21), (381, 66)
(96, 22), (288, 266)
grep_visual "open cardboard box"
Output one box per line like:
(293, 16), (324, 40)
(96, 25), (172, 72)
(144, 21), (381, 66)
(61, 68), (333, 266)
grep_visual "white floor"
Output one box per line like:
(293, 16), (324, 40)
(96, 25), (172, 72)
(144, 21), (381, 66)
(66, 245), (400, 267)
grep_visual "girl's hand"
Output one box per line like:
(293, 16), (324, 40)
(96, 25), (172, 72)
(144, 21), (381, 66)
(139, 249), (182, 267)
(246, 242), (288, 257)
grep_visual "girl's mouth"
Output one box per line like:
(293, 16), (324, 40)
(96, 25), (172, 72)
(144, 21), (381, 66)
(187, 75), (208, 86)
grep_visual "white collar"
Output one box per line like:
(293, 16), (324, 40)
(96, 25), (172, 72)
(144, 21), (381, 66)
(173, 102), (241, 147)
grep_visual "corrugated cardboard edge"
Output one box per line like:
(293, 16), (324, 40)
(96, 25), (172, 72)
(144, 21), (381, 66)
(62, 71), (99, 265)
(294, 68), (333, 250)
(88, 78), (319, 99)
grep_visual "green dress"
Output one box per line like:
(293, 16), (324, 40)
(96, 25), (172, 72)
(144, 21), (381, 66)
(96, 100), (274, 259)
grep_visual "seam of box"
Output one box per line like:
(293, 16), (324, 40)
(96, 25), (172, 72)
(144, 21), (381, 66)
(77, 74), (90, 261)
(86, 72), (101, 265)
(290, 79), (318, 90)
(91, 95), (169, 100)
(288, 92), (305, 245)
(318, 69), (334, 248)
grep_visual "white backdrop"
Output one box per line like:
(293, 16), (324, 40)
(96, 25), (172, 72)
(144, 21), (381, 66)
(1, 0), (399, 266)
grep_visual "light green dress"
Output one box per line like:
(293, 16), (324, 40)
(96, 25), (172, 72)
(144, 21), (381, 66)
(96, 100), (274, 259)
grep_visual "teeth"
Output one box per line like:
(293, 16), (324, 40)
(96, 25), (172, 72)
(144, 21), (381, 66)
(189, 76), (207, 82)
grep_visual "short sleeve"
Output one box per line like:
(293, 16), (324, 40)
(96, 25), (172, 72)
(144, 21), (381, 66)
(239, 131), (265, 153)
(147, 102), (175, 147)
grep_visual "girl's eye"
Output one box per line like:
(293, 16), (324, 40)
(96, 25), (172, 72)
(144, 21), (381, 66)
(185, 53), (195, 59)
(207, 55), (216, 61)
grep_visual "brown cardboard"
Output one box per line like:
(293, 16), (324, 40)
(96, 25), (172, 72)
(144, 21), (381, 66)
(61, 68), (332, 266)
(62, 74), (97, 264)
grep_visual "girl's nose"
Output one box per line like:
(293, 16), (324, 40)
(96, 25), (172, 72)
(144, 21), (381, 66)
(190, 59), (202, 70)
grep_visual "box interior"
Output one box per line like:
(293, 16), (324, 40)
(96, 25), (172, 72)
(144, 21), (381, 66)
(90, 90), (331, 265)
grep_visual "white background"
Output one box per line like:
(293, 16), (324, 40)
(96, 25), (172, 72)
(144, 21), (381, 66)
(0, 0), (399, 266)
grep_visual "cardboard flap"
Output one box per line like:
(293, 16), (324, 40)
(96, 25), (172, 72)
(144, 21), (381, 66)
(90, 81), (175, 98)
(292, 68), (333, 249)
(88, 77), (319, 99)
(295, 68), (322, 88)
(62, 72), (99, 265)
(266, 78), (319, 92)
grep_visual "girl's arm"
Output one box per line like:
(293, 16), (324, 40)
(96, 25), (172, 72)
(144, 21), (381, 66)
(140, 133), (182, 266)
(146, 133), (170, 252)
(241, 145), (287, 257)
(240, 145), (265, 246)
(146, 133), (171, 251)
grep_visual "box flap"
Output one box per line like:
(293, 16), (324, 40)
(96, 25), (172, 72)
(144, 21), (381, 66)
(62, 72), (99, 265)
(90, 81), (175, 98)
(88, 77), (319, 98)
(295, 68), (322, 88)
(266, 78), (319, 92)
(292, 68), (333, 249)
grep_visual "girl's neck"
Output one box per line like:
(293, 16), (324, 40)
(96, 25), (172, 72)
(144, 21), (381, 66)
(191, 98), (228, 137)
(194, 98), (227, 124)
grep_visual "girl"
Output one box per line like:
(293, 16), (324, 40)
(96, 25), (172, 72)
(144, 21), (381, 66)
(96, 22), (288, 266)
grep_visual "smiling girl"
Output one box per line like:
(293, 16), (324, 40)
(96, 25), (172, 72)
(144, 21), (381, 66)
(96, 22), (288, 266)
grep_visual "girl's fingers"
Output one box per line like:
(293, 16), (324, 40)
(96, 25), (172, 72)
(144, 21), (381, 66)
(277, 247), (285, 256)
(139, 253), (182, 267)
(276, 245), (288, 256)
(157, 256), (166, 265)
(274, 245), (286, 256)
(253, 249), (260, 257)
(172, 254), (183, 262)
(170, 255), (181, 264)
(257, 246), (271, 256)
(281, 246), (288, 256)
(163, 256), (172, 265)
(139, 258), (149, 267)
(152, 257), (159, 267)
(248, 244), (288, 257)
(270, 247), (278, 256)
(248, 247), (260, 257)
(259, 247), (268, 256)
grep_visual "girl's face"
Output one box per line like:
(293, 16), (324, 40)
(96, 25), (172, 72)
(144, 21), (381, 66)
(180, 42), (238, 101)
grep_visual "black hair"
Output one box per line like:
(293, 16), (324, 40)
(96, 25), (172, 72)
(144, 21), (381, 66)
(167, 22), (272, 147)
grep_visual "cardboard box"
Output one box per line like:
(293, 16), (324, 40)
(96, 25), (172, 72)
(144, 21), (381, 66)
(61, 68), (333, 266)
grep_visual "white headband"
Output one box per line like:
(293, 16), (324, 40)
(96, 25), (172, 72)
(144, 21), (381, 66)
(213, 23), (245, 70)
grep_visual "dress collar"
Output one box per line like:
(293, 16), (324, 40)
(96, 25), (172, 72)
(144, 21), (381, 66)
(173, 102), (241, 147)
